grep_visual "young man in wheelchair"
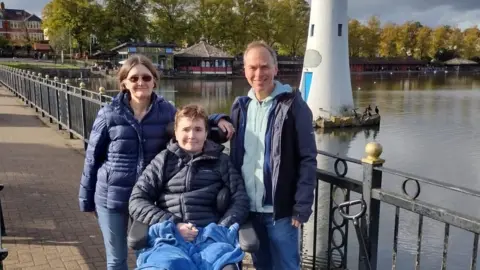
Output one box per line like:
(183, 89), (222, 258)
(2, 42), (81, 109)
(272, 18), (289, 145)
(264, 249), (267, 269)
(128, 104), (254, 269)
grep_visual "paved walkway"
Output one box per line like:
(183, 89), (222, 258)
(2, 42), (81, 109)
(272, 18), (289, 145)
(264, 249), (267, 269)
(0, 87), (136, 270)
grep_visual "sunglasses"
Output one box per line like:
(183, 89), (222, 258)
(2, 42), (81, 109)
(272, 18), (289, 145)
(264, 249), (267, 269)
(128, 75), (153, 83)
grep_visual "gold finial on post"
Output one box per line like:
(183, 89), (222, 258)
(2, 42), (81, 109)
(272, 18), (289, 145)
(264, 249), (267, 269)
(54, 76), (59, 82)
(79, 82), (86, 89)
(98, 86), (105, 95)
(362, 142), (385, 165)
(65, 79), (70, 85)
(45, 75), (50, 79)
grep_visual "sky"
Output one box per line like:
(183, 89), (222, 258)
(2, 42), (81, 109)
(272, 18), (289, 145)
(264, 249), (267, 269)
(3, 0), (480, 29)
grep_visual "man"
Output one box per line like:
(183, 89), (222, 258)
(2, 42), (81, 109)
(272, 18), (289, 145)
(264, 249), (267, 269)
(229, 41), (317, 269)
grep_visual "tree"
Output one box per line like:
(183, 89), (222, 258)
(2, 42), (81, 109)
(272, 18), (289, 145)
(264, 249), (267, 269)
(275, 0), (309, 56)
(149, 0), (193, 45)
(348, 19), (363, 57)
(414, 26), (432, 59)
(446, 27), (463, 57)
(99, 0), (149, 48)
(395, 21), (421, 57)
(462, 27), (480, 59)
(378, 23), (398, 57)
(47, 27), (70, 53)
(251, 0), (283, 48)
(362, 16), (381, 58)
(42, 0), (102, 53)
(429, 26), (450, 59)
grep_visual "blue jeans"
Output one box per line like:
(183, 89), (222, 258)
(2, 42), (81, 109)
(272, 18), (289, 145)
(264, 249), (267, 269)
(96, 205), (129, 270)
(250, 212), (300, 270)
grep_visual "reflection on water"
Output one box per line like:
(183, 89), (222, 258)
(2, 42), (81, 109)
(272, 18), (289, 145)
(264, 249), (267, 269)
(84, 72), (480, 269)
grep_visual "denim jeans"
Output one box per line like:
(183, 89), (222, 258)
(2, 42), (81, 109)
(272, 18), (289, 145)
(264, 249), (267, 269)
(250, 212), (300, 270)
(96, 205), (129, 270)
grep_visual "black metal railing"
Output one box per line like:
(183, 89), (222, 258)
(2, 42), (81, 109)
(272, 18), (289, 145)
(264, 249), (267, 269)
(0, 65), (112, 150)
(1, 65), (479, 270)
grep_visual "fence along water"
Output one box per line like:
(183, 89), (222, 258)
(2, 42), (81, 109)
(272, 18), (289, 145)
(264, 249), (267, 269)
(1, 65), (479, 270)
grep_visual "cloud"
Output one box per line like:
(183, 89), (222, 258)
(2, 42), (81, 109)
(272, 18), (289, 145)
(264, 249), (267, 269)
(348, 0), (480, 29)
(3, 0), (480, 30)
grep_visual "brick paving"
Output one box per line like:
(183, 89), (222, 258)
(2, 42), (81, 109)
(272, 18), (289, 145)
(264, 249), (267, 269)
(0, 87), (255, 270)
(0, 87), (136, 270)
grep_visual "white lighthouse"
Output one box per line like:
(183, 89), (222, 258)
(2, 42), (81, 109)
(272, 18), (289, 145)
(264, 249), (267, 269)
(299, 0), (354, 121)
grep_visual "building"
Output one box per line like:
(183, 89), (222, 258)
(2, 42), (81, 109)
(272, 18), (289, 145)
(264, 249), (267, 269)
(0, 2), (43, 44)
(174, 39), (234, 76)
(350, 57), (428, 72)
(111, 42), (176, 70)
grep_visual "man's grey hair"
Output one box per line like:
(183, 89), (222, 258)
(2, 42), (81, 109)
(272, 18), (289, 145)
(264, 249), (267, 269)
(243, 41), (278, 66)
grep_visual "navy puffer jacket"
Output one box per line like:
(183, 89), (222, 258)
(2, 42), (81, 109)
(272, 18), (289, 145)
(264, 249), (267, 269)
(129, 140), (250, 227)
(78, 91), (226, 212)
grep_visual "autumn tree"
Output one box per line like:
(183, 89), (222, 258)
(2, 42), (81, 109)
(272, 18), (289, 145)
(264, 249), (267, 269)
(395, 21), (422, 57)
(361, 16), (381, 58)
(429, 26), (450, 59)
(414, 26), (432, 59)
(462, 27), (480, 59)
(348, 19), (363, 57)
(378, 23), (398, 57)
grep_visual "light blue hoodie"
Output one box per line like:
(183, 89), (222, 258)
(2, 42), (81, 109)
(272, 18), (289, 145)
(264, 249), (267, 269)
(241, 80), (292, 212)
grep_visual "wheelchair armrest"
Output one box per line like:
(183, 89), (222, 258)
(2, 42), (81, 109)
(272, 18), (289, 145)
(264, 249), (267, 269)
(127, 219), (149, 250)
(238, 222), (259, 253)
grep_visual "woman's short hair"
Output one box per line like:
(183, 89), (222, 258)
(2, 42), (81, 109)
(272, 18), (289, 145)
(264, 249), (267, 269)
(117, 54), (159, 90)
(175, 104), (209, 130)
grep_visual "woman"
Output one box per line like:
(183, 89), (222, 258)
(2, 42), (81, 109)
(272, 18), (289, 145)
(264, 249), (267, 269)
(129, 103), (249, 239)
(78, 54), (234, 270)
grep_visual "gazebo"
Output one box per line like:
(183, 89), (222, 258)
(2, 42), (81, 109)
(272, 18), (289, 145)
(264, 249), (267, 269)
(174, 39), (234, 75)
(444, 58), (479, 71)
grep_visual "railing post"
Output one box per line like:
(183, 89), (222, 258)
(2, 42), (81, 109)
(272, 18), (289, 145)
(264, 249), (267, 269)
(99, 86), (106, 104)
(45, 75), (53, 123)
(27, 71), (31, 104)
(54, 77), (62, 130)
(65, 79), (74, 139)
(80, 82), (88, 150)
(359, 142), (385, 270)
(37, 73), (45, 117)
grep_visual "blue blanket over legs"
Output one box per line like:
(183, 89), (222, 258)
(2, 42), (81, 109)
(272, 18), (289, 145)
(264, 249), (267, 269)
(136, 221), (244, 270)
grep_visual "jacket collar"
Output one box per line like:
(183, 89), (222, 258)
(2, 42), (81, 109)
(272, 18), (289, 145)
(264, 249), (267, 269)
(111, 90), (162, 114)
(167, 139), (225, 162)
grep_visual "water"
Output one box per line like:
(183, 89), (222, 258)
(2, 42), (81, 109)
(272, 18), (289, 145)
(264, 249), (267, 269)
(86, 72), (480, 269)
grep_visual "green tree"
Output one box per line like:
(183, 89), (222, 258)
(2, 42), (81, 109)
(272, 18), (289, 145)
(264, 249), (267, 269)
(148, 0), (193, 45)
(47, 27), (70, 53)
(98, 0), (149, 48)
(275, 0), (309, 56)
(42, 0), (101, 53)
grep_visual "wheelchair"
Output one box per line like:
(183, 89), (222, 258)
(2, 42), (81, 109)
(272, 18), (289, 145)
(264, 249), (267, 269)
(127, 122), (259, 270)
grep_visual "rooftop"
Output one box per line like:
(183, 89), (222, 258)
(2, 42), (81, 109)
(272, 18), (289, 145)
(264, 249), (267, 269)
(175, 40), (233, 59)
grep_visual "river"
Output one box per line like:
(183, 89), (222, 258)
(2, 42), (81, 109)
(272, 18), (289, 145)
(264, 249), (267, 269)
(86, 71), (480, 269)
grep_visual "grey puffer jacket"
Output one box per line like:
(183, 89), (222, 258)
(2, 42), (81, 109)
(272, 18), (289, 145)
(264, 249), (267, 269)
(129, 140), (250, 227)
